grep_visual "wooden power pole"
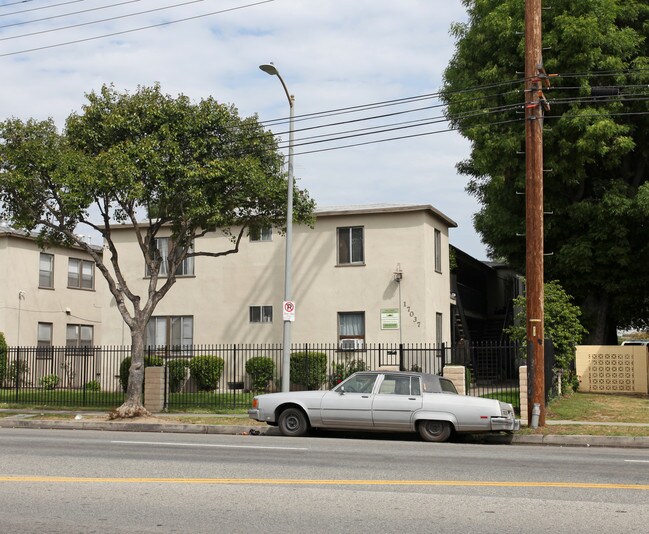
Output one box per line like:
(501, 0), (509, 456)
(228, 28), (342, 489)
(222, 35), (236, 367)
(525, 0), (546, 425)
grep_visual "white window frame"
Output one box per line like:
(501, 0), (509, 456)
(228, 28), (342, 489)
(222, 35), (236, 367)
(39, 253), (54, 289)
(37, 322), (54, 360)
(434, 229), (442, 273)
(250, 226), (272, 242)
(146, 237), (195, 277)
(337, 226), (364, 265)
(249, 305), (273, 323)
(146, 316), (193, 348)
(68, 258), (94, 290)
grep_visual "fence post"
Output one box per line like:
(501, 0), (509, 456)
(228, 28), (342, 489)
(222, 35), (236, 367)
(399, 343), (404, 371)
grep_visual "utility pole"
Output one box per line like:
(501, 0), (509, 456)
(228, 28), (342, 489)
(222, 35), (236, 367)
(525, 0), (546, 425)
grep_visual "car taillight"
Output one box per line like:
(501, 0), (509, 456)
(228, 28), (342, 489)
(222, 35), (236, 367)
(252, 398), (259, 409)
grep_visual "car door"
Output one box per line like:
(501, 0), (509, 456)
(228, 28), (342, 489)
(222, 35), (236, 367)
(320, 373), (378, 428)
(371, 374), (423, 430)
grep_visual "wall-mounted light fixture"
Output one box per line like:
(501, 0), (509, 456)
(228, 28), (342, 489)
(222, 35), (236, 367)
(393, 263), (403, 283)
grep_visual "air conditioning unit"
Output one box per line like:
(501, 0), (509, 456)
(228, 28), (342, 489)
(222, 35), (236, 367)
(340, 338), (364, 351)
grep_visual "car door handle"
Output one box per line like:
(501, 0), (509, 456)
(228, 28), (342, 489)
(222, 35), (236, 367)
(361, 395), (370, 398)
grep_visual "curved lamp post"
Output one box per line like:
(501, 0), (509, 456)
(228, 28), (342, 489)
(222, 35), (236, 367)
(259, 63), (295, 393)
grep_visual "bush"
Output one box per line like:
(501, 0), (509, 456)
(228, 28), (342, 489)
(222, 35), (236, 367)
(119, 355), (164, 393)
(39, 374), (60, 390)
(329, 356), (367, 387)
(245, 356), (275, 392)
(167, 359), (189, 393)
(290, 351), (327, 390)
(188, 355), (224, 391)
(0, 332), (7, 385)
(85, 380), (101, 392)
(8, 359), (29, 387)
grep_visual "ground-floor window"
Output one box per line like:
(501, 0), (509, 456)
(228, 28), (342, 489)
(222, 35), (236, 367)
(146, 316), (193, 348)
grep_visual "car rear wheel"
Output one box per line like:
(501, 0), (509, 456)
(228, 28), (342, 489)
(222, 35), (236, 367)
(418, 420), (452, 442)
(278, 407), (308, 437)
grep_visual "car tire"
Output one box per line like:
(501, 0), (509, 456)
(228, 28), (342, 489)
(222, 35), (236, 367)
(278, 407), (309, 437)
(418, 420), (452, 442)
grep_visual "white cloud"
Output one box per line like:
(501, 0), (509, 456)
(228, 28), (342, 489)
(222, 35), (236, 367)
(1, 0), (488, 258)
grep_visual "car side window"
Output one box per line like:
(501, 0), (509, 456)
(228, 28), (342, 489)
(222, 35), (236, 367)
(379, 375), (421, 396)
(338, 374), (377, 394)
(439, 378), (458, 394)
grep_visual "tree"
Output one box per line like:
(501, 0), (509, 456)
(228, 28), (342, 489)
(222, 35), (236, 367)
(506, 280), (587, 392)
(442, 0), (649, 342)
(0, 84), (314, 417)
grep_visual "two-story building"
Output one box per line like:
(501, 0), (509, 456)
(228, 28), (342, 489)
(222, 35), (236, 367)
(101, 204), (458, 348)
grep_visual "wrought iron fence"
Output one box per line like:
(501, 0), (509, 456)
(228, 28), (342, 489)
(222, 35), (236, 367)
(1, 342), (524, 412)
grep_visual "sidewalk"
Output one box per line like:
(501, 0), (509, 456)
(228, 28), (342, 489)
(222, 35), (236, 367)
(2, 410), (649, 448)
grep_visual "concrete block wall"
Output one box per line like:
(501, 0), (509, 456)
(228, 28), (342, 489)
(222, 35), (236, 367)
(519, 365), (528, 424)
(442, 365), (466, 395)
(144, 366), (167, 412)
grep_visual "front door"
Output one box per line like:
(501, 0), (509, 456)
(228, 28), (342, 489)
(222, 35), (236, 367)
(320, 373), (378, 428)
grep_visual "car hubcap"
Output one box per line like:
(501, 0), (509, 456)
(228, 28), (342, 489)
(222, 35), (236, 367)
(286, 416), (299, 431)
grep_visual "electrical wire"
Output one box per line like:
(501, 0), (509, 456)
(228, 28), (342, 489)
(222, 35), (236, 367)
(0, 0), (274, 57)
(0, 0), (84, 17)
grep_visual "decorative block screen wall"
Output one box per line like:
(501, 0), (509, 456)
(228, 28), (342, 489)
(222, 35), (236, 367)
(576, 346), (649, 394)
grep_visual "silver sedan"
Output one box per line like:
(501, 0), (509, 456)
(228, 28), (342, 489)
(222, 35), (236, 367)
(249, 371), (520, 442)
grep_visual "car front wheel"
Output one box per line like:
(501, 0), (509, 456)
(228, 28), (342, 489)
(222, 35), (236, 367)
(278, 407), (308, 437)
(418, 420), (452, 442)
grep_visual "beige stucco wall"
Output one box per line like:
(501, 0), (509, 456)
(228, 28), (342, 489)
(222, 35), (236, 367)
(0, 234), (103, 346)
(101, 207), (454, 346)
(576, 345), (649, 394)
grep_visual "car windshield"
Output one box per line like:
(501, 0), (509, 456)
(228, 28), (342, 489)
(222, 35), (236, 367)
(336, 374), (377, 394)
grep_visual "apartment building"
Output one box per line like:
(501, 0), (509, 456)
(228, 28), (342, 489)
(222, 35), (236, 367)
(101, 204), (457, 348)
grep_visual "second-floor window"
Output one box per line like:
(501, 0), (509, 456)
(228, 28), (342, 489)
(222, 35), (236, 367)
(39, 253), (54, 288)
(434, 229), (442, 273)
(68, 258), (94, 290)
(250, 225), (272, 242)
(249, 305), (273, 323)
(337, 226), (364, 265)
(146, 237), (194, 277)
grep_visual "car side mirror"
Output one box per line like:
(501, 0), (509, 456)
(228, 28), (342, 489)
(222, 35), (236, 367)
(338, 386), (345, 395)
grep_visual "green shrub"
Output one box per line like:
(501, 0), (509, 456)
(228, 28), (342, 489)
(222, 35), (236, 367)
(85, 380), (101, 392)
(245, 356), (275, 392)
(0, 332), (7, 385)
(39, 374), (60, 390)
(119, 355), (164, 393)
(8, 359), (29, 387)
(167, 359), (189, 393)
(290, 351), (327, 390)
(188, 355), (224, 391)
(329, 356), (367, 387)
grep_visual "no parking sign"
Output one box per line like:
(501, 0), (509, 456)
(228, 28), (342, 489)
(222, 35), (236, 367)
(283, 301), (296, 322)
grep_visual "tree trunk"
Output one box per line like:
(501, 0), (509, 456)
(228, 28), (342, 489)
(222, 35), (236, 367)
(110, 328), (151, 419)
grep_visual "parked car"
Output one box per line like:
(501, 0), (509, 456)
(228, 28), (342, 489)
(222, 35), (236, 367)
(249, 371), (520, 442)
(621, 340), (649, 346)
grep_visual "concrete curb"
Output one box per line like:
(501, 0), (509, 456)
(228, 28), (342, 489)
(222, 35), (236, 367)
(1, 418), (648, 447)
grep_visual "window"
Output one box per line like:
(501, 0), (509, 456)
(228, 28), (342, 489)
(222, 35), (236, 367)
(146, 237), (194, 277)
(434, 229), (442, 273)
(250, 306), (273, 323)
(37, 322), (53, 359)
(146, 316), (193, 347)
(436, 312), (443, 346)
(334, 373), (377, 394)
(39, 253), (54, 288)
(250, 225), (272, 242)
(68, 258), (94, 290)
(338, 312), (365, 342)
(379, 374), (421, 396)
(66, 324), (93, 347)
(337, 226), (364, 265)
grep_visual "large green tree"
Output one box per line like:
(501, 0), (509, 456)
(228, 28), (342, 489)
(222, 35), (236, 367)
(0, 84), (314, 417)
(443, 0), (649, 342)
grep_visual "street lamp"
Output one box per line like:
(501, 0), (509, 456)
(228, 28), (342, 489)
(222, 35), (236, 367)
(260, 62), (295, 393)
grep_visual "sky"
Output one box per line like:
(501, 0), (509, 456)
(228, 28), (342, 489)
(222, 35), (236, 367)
(1, 0), (489, 259)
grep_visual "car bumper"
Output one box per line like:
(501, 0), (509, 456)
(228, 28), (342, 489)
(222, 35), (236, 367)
(490, 417), (520, 432)
(248, 409), (261, 421)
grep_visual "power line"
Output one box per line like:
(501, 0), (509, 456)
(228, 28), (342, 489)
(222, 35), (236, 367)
(0, 0), (274, 57)
(0, 0), (144, 29)
(1, 0), (85, 18)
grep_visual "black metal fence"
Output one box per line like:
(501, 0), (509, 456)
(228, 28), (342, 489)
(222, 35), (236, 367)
(0, 342), (525, 412)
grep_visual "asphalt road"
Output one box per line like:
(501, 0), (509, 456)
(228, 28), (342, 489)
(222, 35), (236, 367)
(1, 428), (648, 533)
